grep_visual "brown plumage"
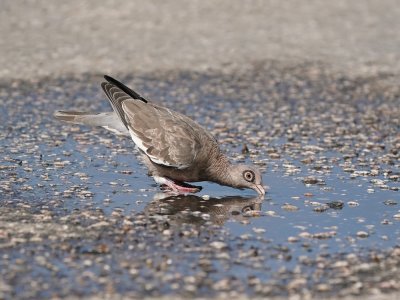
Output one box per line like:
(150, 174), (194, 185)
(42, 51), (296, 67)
(54, 75), (265, 196)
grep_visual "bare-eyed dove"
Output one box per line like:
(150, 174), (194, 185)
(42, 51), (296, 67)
(54, 75), (265, 196)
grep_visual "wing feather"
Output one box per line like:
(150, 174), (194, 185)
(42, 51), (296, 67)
(123, 100), (202, 169)
(101, 75), (147, 128)
(100, 75), (209, 170)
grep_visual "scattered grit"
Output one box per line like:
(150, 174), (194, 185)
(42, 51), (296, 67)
(0, 62), (399, 299)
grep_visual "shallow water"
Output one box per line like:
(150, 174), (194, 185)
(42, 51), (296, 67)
(0, 68), (399, 298)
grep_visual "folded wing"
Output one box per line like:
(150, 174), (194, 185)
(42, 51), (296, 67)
(123, 100), (202, 169)
(101, 76), (202, 169)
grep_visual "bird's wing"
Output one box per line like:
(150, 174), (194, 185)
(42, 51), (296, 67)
(122, 100), (203, 169)
(101, 76), (148, 129)
(101, 75), (210, 169)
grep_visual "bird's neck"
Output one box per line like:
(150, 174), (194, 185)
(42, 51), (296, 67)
(206, 153), (236, 187)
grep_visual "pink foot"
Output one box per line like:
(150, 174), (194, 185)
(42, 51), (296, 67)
(154, 176), (202, 194)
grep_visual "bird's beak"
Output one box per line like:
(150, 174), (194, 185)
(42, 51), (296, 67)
(254, 184), (266, 196)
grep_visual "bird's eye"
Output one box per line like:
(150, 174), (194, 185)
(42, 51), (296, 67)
(243, 170), (255, 182)
(242, 205), (254, 213)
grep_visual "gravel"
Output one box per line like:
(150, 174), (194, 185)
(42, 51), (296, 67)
(0, 64), (399, 299)
(0, 1), (400, 299)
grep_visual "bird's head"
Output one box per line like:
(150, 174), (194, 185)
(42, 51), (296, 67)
(229, 164), (265, 196)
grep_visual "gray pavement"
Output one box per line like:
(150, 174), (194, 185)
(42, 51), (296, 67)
(1, 0), (400, 80)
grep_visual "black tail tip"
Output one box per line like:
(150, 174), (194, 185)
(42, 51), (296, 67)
(102, 74), (148, 103)
(104, 75), (114, 82)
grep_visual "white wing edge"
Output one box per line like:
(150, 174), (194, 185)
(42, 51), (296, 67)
(128, 128), (189, 169)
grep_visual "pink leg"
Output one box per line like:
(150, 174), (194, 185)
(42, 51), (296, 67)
(154, 176), (202, 194)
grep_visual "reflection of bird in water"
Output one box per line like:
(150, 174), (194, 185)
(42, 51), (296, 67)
(144, 194), (263, 226)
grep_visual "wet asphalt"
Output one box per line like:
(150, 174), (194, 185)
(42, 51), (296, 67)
(1, 1), (400, 299)
(0, 65), (399, 299)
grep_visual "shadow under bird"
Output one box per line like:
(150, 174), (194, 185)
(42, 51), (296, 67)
(54, 75), (265, 196)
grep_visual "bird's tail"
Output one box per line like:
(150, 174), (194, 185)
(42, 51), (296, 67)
(54, 111), (129, 136)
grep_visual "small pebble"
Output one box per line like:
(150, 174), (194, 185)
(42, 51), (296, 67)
(383, 199), (397, 206)
(357, 231), (369, 238)
(281, 203), (299, 211)
(210, 241), (228, 250)
(347, 201), (359, 207)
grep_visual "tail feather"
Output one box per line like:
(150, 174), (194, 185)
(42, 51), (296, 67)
(54, 111), (96, 123)
(54, 111), (129, 136)
(54, 75), (143, 137)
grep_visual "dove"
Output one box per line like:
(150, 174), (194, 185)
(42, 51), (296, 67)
(54, 75), (265, 196)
